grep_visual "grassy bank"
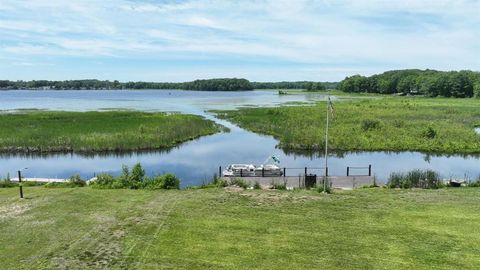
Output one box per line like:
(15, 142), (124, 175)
(216, 97), (480, 153)
(0, 111), (222, 152)
(0, 187), (479, 269)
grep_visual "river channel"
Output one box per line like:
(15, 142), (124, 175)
(1, 90), (479, 186)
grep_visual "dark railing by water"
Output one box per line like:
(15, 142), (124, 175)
(219, 165), (372, 177)
(346, 165), (372, 176)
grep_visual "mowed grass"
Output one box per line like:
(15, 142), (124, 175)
(0, 187), (479, 269)
(0, 111), (221, 152)
(216, 97), (480, 153)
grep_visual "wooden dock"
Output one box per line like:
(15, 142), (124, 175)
(10, 177), (67, 183)
(222, 175), (375, 190)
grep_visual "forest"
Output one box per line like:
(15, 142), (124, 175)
(251, 81), (337, 90)
(3, 70), (480, 96)
(0, 78), (254, 91)
(0, 78), (336, 91)
(338, 69), (480, 98)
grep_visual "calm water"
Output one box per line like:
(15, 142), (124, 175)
(1, 90), (479, 186)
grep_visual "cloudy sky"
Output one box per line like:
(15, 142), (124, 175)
(0, 0), (479, 82)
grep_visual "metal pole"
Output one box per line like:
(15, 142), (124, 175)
(18, 170), (23, 199)
(324, 97), (329, 193)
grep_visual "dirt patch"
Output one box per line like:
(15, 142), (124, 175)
(224, 186), (245, 192)
(234, 191), (326, 206)
(0, 201), (33, 220)
(49, 215), (126, 270)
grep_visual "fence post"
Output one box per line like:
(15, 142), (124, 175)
(240, 169), (243, 177)
(283, 167), (286, 177)
(305, 167), (307, 176)
(262, 167), (265, 177)
(368, 165), (372, 176)
(18, 170), (23, 199)
(347, 166), (350, 176)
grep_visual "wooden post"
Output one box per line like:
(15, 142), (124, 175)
(18, 170), (23, 199)
(368, 165), (372, 176)
(347, 166), (350, 176)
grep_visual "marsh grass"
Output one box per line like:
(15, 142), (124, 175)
(387, 169), (443, 189)
(216, 97), (480, 153)
(0, 111), (221, 152)
(229, 178), (250, 189)
(44, 174), (86, 188)
(89, 163), (180, 190)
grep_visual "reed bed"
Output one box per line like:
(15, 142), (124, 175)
(216, 97), (480, 153)
(0, 111), (221, 152)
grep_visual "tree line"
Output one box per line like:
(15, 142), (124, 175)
(338, 69), (480, 98)
(0, 79), (337, 91)
(251, 81), (337, 90)
(0, 78), (254, 91)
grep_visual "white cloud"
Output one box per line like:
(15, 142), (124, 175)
(0, 0), (479, 80)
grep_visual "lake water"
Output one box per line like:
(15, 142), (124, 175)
(1, 90), (479, 186)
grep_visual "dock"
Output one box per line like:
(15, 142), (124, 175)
(221, 175), (375, 190)
(219, 164), (375, 190)
(10, 177), (67, 183)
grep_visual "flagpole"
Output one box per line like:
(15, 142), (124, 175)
(324, 96), (329, 193)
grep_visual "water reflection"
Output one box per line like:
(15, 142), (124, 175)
(0, 90), (479, 186)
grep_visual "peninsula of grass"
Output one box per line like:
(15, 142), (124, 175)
(0, 111), (222, 153)
(0, 187), (479, 269)
(216, 97), (480, 153)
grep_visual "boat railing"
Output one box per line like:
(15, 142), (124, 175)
(220, 165), (372, 178)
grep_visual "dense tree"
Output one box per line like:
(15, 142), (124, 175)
(0, 79), (338, 91)
(338, 75), (369, 93)
(474, 82), (480, 98)
(251, 81), (337, 90)
(305, 82), (326, 91)
(0, 78), (254, 91)
(338, 69), (479, 98)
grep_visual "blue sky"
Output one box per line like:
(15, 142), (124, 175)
(0, 0), (479, 82)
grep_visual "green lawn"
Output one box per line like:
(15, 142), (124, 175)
(0, 111), (222, 152)
(216, 97), (480, 153)
(1, 187), (479, 269)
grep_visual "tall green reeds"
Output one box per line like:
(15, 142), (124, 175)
(216, 97), (480, 153)
(387, 169), (443, 189)
(0, 111), (221, 152)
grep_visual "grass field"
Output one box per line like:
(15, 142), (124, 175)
(0, 187), (479, 269)
(216, 97), (480, 153)
(0, 111), (222, 152)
